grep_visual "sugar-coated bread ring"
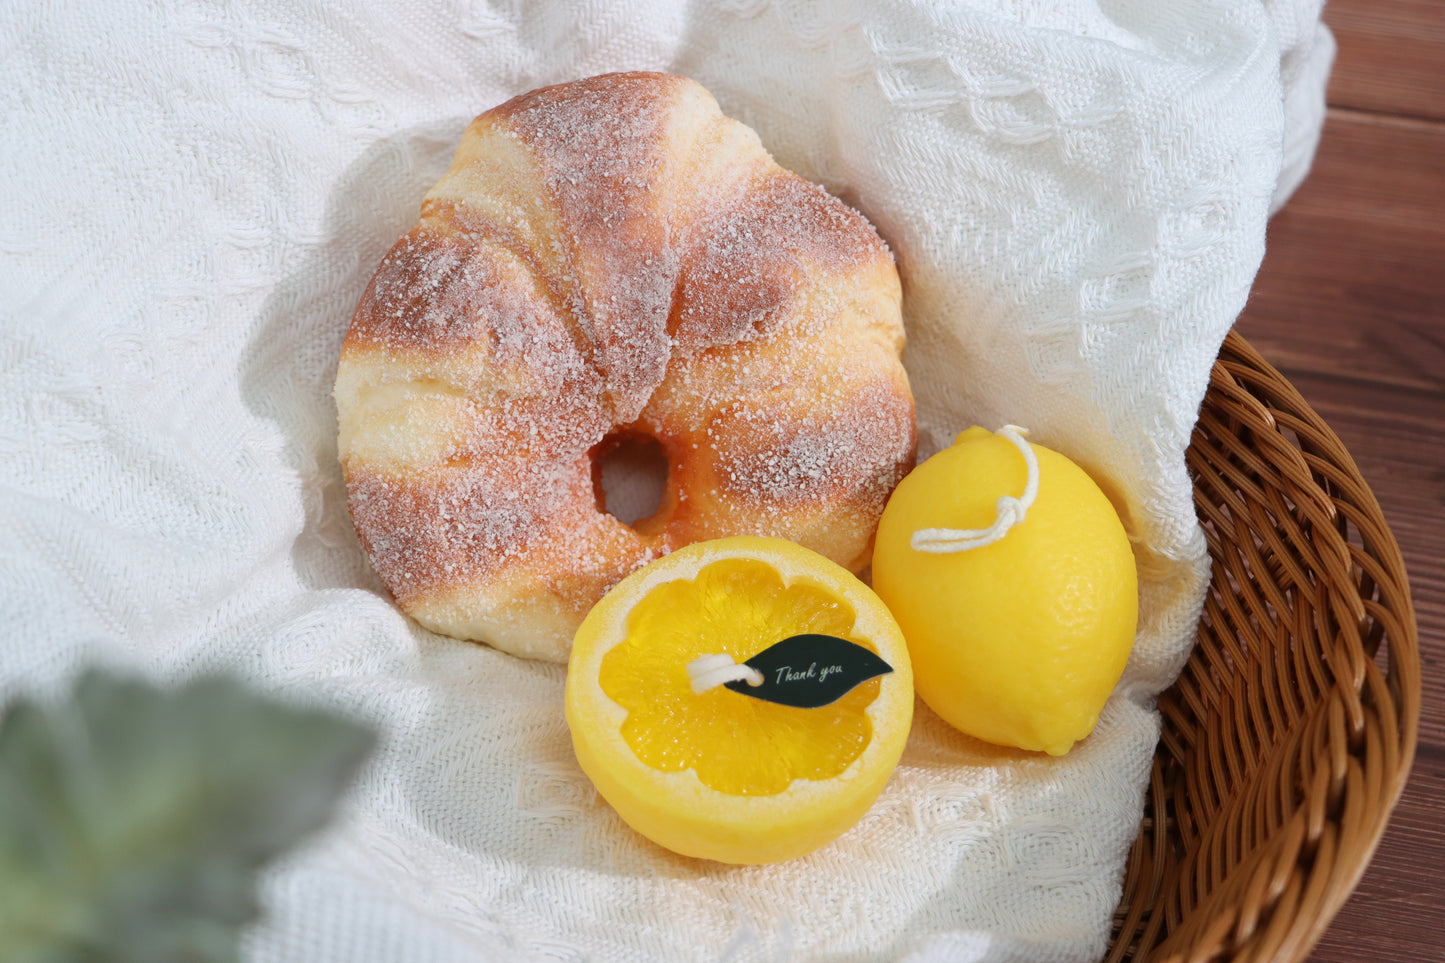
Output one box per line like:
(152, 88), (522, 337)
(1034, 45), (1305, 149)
(334, 72), (915, 662)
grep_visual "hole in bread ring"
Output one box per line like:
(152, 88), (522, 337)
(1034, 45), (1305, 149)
(593, 431), (670, 529)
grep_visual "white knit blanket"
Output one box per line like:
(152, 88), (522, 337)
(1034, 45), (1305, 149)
(1, 2), (1331, 960)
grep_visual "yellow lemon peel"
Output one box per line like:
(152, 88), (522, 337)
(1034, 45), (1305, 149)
(872, 426), (1138, 756)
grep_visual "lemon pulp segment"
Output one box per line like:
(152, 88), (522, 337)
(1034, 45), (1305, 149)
(597, 558), (880, 796)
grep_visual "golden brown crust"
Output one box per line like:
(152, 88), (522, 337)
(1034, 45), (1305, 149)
(335, 71), (915, 661)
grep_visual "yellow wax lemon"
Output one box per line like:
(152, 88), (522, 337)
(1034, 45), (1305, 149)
(565, 536), (913, 864)
(871, 426), (1138, 755)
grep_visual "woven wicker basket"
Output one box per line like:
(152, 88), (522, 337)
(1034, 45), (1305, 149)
(1105, 330), (1421, 961)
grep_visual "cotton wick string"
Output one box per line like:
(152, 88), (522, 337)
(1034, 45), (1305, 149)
(687, 653), (764, 694)
(911, 425), (1039, 554)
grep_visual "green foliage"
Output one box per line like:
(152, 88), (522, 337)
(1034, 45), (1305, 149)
(0, 671), (375, 963)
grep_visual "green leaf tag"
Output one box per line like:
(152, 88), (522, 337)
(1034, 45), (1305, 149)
(724, 634), (893, 708)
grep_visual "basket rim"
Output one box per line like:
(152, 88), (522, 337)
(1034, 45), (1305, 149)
(1107, 328), (1422, 963)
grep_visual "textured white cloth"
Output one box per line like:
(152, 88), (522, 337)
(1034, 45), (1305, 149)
(1, 2), (1331, 961)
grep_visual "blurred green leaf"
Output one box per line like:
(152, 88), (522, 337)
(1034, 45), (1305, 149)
(0, 670), (375, 963)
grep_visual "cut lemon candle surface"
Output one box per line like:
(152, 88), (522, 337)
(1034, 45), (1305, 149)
(564, 536), (913, 864)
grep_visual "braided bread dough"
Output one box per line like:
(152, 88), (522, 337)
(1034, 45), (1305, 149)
(335, 72), (915, 662)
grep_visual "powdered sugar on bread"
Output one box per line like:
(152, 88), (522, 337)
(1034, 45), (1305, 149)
(335, 71), (915, 661)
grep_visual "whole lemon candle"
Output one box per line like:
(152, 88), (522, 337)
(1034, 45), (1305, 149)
(871, 426), (1138, 756)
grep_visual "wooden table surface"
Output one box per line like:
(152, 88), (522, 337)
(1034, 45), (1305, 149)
(1232, 2), (1444, 958)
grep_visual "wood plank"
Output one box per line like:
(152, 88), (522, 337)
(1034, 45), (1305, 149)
(1242, 110), (1445, 393)
(1325, 0), (1445, 121)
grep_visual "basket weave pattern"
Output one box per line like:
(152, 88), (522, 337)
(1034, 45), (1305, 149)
(1107, 332), (1421, 961)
